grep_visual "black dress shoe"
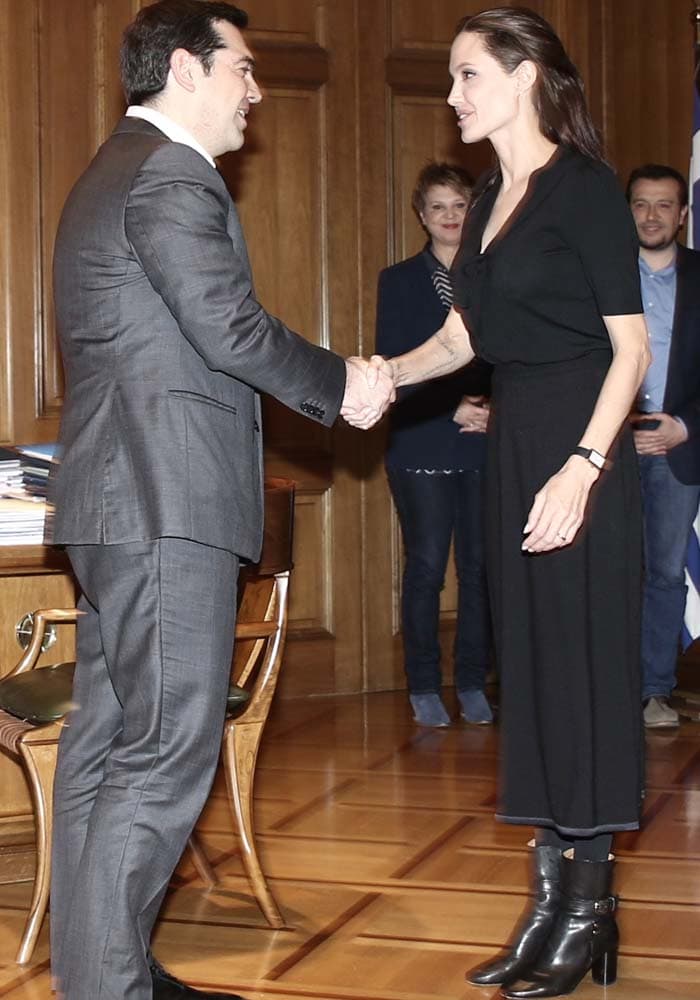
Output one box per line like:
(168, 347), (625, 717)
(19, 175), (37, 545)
(150, 958), (246, 999)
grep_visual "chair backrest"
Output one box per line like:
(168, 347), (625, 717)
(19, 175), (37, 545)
(232, 479), (295, 711)
(256, 477), (295, 575)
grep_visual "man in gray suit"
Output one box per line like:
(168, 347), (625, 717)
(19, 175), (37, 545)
(48, 3), (391, 998)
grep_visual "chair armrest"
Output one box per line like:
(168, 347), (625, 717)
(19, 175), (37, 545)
(234, 622), (278, 641)
(12, 608), (82, 676)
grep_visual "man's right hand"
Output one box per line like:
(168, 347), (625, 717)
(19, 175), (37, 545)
(340, 356), (395, 429)
(630, 411), (687, 456)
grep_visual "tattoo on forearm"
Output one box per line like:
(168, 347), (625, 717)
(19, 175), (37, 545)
(394, 328), (462, 385)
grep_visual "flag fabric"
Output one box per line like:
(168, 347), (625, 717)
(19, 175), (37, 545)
(683, 23), (700, 648)
(683, 508), (700, 648)
(689, 35), (700, 250)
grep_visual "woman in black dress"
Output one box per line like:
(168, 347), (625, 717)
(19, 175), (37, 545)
(369, 7), (650, 998)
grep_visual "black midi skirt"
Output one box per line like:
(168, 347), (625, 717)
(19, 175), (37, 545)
(487, 353), (643, 836)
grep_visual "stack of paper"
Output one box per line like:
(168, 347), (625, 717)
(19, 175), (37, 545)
(0, 498), (48, 544)
(0, 448), (24, 494)
(0, 443), (56, 544)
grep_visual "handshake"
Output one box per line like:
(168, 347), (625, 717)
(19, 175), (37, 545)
(340, 356), (396, 430)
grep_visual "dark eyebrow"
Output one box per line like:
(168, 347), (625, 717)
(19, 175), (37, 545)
(235, 56), (255, 72)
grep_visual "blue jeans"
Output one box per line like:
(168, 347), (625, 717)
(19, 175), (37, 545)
(639, 454), (700, 699)
(387, 467), (491, 694)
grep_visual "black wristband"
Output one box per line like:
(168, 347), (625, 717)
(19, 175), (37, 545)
(572, 446), (611, 471)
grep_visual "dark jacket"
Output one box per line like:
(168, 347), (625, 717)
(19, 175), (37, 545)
(665, 244), (700, 484)
(375, 252), (491, 471)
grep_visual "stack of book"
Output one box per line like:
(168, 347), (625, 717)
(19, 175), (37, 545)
(0, 444), (56, 544)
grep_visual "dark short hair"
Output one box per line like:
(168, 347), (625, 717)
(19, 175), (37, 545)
(455, 6), (602, 161)
(411, 162), (474, 216)
(121, 0), (249, 106)
(625, 164), (689, 207)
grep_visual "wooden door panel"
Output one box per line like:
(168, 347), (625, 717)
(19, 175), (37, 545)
(246, 0), (319, 43)
(391, 0), (489, 48)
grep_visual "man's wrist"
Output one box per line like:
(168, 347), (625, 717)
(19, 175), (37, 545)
(672, 415), (689, 442)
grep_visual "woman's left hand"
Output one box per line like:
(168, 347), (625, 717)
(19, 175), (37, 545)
(522, 456), (599, 553)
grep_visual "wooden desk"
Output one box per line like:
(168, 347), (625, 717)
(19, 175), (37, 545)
(0, 546), (77, 883)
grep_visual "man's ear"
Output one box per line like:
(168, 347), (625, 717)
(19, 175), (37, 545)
(680, 203), (689, 229)
(169, 47), (198, 94)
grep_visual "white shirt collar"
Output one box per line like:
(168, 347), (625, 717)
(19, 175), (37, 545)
(126, 105), (216, 169)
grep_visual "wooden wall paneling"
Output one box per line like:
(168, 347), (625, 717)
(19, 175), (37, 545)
(286, 490), (330, 631)
(541, 0), (607, 149)
(219, 4), (367, 695)
(34, 0), (97, 439)
(94, 0), (137, 144)
(2, 0), (135, 446)
(276, 487), (336, 699)
(245, 0), (319, 44)
(356, 0), (399, 693)
(605, 0), (693, 186)
(0, 0), (41, 446)
(393, 97), (472, 261)
(0, 3), (36, 441)
(223, 88), (327, 458)
(390, 0), (482, 49)
(322, 0), (369, 694)
(0, 0), (137, 446)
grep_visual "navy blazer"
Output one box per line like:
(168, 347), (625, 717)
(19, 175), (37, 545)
(664, 244), (700, 485)
(375, 252), (491, 471)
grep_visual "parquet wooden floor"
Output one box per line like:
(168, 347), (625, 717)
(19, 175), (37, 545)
(2, 689), (700, 999)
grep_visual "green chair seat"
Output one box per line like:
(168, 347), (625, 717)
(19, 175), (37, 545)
(0, 663), (249, 724)
(226, 683), (250, 717)
(0, 662), (76, 724)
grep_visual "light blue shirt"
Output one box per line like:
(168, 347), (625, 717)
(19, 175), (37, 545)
(637, 254), (677, 413)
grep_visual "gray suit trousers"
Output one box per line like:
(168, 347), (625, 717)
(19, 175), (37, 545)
(51, 538), (239, 1000)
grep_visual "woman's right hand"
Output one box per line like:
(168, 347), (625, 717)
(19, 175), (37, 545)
(453, 395), (489, 433)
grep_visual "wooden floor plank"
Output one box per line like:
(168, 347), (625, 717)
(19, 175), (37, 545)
(2, 690), (700, 999)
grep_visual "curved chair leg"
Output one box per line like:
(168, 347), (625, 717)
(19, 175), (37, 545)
(222, 720), (284, 928)
(17, 738), (58, 964)
(187, 833), (219, 888)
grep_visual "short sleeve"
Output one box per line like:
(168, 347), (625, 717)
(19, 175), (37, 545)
(566, 162), (643, 317)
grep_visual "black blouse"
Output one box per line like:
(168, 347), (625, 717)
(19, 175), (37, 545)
(450, 145), (643, 366)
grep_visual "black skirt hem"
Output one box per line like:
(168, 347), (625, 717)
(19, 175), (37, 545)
(495, 813), (640, 837)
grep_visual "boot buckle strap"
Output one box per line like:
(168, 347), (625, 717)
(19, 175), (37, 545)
(593, 896), (617, 915)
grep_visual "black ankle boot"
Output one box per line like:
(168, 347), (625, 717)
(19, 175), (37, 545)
(501, 854), (618, 998)
(466, 844), (562, 987)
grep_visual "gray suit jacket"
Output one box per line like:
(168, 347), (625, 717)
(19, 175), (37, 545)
(49, 117), (346, 560)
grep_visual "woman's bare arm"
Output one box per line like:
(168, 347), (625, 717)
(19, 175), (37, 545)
(372, 306), (475, 387)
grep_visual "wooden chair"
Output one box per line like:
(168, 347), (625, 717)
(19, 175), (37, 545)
(0, 608), (79, 964)
(0, 477), (294, 963)
(188, 476), (294, 927)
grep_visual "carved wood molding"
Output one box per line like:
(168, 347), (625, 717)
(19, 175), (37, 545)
(253, 42), (329, 90)
(386, 48), (450, 96)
